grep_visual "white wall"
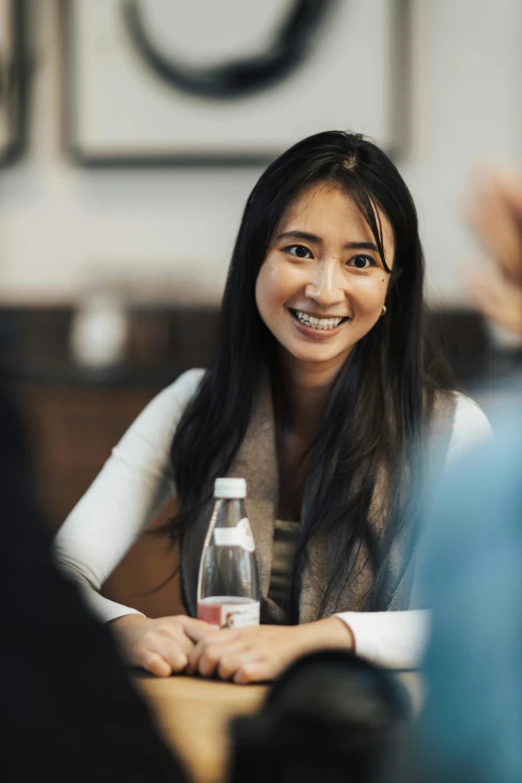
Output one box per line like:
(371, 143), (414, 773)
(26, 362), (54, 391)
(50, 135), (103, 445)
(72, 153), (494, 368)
(403, 0), (522, 305)
(0, 0), (521, 305)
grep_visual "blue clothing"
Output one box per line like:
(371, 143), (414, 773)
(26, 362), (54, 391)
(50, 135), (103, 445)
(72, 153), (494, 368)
(417, 398), (522, 782)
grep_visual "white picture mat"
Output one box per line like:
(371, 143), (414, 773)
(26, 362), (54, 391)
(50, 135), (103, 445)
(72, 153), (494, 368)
(67, 0), (400, 158)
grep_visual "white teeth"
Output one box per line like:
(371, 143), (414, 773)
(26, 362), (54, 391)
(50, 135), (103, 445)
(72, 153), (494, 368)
(294, 310), (344, 331)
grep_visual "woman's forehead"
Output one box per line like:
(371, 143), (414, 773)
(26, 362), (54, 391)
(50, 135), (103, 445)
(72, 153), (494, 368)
(275, 183), (395, 255)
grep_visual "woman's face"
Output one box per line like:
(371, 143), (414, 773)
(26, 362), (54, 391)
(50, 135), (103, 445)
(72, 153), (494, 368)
(255, 183), (395, 375)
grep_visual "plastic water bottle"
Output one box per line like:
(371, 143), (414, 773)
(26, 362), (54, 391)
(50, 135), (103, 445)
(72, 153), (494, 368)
(197, 478), (260, 628)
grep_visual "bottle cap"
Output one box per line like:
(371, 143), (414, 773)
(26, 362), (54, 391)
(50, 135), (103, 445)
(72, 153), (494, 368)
(214, 477), (247, 499)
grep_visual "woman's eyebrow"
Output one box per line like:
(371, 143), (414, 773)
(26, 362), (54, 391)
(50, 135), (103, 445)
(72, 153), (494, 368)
(344, 241), (380, 252)
(276, 230), (322, 244)
(276, 230), (379, 252)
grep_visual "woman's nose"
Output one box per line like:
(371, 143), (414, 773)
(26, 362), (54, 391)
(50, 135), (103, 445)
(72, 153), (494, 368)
(304, 262), (344, 307)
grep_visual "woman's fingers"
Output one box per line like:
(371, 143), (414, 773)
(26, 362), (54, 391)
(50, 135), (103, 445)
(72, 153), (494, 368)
(187, 634), (247, 678)
(194, 639), (234, 678)
(186, 639), (205, 676)
(113, 614), (256, 679)
(194, 642), (223, 678)
(182, 619), (221, 674)
(218, 649), (261, 681)
(111, 614), (217, 677)
(137, 650), (173, 678)
(135, 626), (189, 669)
(233, 658), (273, 685)
(180, 616), (220, 644)
(147, 638), (189, 673)
(148, 620), (215, 672)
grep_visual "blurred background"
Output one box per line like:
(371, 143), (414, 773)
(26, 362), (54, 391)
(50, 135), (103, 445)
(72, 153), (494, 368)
(0, 0), (520, 613)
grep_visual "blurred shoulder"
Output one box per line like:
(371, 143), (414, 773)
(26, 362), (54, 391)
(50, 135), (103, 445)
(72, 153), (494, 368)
(452, 391), (492, 435)
(168, 368), (206, 402)
(159, 368), (206, 416)
(421, 407), (522, 562)
(128, 368), (206, 434)
(431, 388), (493, 462)
(451, 391), (493, 460)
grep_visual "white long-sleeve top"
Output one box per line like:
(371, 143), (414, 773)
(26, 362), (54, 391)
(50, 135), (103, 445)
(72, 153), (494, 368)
(54, 368), (492, 670)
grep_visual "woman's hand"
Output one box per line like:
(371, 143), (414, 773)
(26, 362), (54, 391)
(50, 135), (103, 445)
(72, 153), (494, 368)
(110, 613), (218, 677)
(186, 617), (354, 684)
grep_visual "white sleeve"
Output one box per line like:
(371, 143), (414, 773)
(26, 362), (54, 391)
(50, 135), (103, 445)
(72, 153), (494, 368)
(53, 368), (205, 623)
(334, 393), (492, 669)
(335, 609), (431, 669)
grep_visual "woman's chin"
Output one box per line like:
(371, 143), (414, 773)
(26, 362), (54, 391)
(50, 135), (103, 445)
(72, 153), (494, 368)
(283, 344), (352, 367)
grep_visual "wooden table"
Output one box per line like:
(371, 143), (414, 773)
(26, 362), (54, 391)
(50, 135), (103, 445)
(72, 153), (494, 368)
(133, 673), (267, 783)
(133, 671), (421, 783)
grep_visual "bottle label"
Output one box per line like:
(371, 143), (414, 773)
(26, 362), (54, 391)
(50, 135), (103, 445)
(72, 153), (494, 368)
(213, 518), (255, 552)
(221, 600), (260, 628)
(237, 517), (255, 552)
(198, 597), (260, 628)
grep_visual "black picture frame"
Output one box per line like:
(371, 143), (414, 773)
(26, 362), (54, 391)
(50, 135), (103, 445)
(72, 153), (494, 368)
(61, 0), (411, 168)
(0, 0), (29, 167)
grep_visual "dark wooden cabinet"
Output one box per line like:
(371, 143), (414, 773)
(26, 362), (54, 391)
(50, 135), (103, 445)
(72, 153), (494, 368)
(14, 384), (157, 526)
(13, 381), (184, 617)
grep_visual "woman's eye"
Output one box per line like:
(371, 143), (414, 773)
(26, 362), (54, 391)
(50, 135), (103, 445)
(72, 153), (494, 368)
(348, 255), (373, 270)
(286, 244), (312, 259)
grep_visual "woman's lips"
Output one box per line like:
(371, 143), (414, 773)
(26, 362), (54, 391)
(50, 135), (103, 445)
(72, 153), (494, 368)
(289, 308), (349, 340)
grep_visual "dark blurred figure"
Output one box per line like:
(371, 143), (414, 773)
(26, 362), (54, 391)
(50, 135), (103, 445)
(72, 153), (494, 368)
(229, 650), (410, 783)
(0, 382), (190, 782)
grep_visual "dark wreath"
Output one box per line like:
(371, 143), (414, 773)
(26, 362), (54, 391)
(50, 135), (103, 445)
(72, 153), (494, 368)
(122, 0), (339, 100)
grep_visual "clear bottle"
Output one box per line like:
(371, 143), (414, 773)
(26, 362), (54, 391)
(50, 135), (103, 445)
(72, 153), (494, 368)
(197, 478), (260, 628)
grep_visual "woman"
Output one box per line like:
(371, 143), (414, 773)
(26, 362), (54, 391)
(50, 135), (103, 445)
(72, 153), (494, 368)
(55, 131), (491, 682)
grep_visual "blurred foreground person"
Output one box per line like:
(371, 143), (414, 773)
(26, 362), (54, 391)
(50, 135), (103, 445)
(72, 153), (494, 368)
(229, 650), (410, 783)
(397, 168), (522, 783)
(412, 415), (522, 783)
(0, 383), (189, 782)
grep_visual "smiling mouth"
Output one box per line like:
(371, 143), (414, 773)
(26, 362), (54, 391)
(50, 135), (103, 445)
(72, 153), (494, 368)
(289, 308), (350, 331)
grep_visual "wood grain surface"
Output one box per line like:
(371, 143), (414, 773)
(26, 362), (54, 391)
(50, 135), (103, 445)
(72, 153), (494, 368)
(133, 674), (267, 783)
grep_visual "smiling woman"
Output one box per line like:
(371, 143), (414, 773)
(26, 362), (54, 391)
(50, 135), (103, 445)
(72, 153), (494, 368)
(256, 185), (393, 369)
(54, 131), (492, 683)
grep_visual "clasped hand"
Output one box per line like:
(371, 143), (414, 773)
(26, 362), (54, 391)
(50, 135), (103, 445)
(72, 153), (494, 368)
(111, 614), (353, 683)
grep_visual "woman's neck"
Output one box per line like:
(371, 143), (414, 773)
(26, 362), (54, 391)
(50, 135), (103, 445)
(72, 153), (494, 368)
(279, 353), (340, 439)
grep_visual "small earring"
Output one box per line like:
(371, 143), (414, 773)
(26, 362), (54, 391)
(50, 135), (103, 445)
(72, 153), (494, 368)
(381, 305), (387, 316)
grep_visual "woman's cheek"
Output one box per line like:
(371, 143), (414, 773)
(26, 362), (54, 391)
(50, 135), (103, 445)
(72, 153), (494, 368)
(264, 260), (304, 302)
(351, 278), (387, 315)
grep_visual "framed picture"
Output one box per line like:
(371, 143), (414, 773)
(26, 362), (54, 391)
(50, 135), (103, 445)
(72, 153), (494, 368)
(0, 0), (29, 166)
(62, 0), (411, 167)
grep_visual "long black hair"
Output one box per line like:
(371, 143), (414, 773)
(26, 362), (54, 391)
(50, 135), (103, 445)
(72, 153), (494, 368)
(170, 131), (451, 617)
